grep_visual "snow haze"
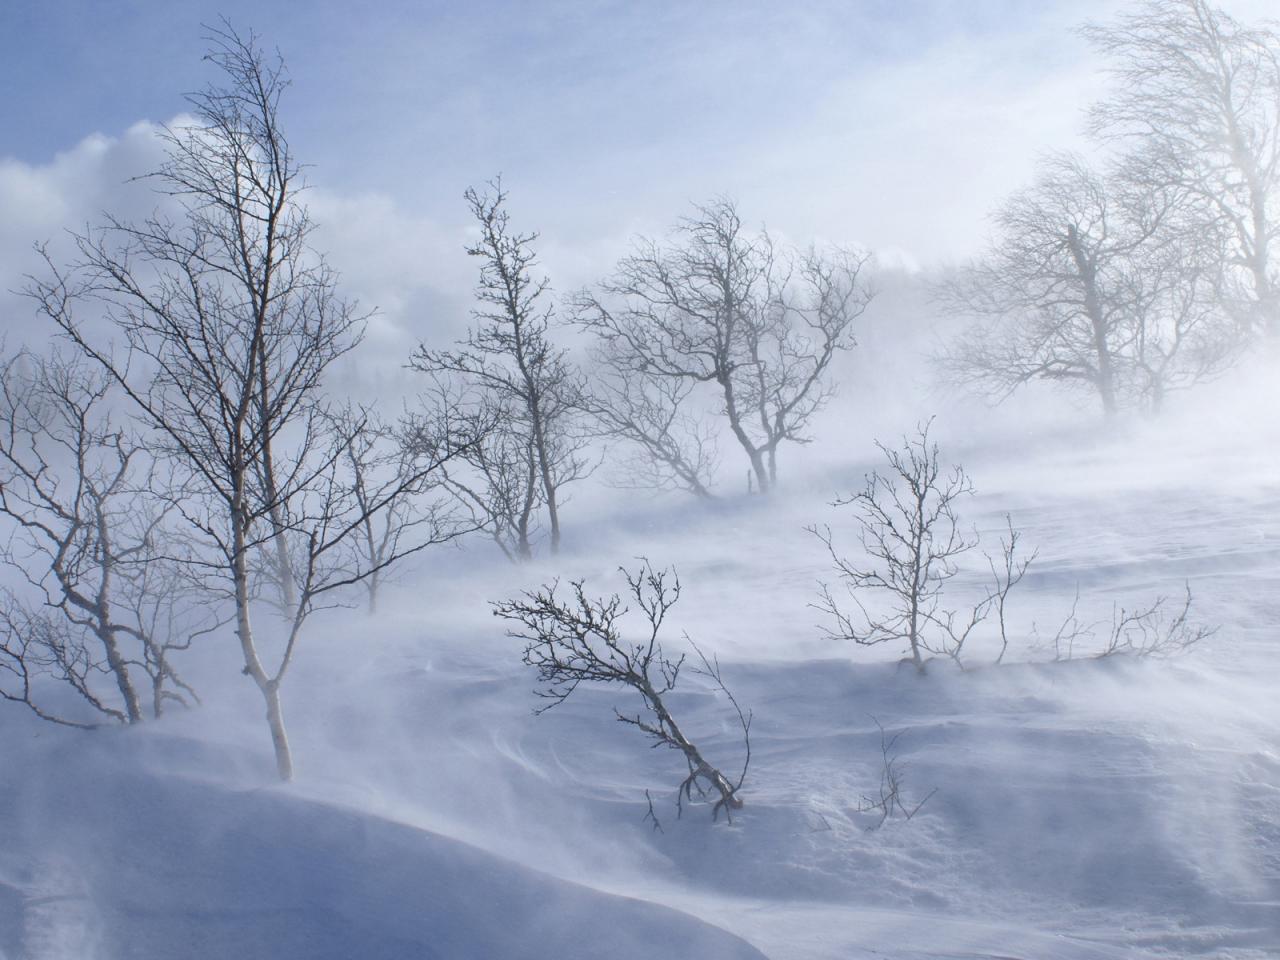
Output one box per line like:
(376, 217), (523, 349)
(1, 2), (1278, 959)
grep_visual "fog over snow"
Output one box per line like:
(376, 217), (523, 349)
(0, 2), (1278, 959)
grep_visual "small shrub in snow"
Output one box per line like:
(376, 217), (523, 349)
(810, 420), (1032, 672)
(1041, 584), (1215, 660)
(857, 717), (936, 830)
(494, 561), (751, 820)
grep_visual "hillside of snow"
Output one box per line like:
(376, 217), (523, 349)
(2, 394), (1278, 960)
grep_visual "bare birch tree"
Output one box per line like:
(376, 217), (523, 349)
(1038, 583), (1214, 660)
(941, 155), (1143, 416)
(1086, 0), (1280, 338)
(412, 180), (589, 556)
(575, 198), (872, 495)
(28, 24), (468, 779)
(941, 153), (1236, 415)
(411, 381), (542, 561)
(1118, 210), (1241, 411)
(327, 405), (461, 613)
(580, 370), (718, 498)
(0, 350), (206, 726)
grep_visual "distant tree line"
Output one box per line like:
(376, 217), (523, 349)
(941, 0), (1279, 416)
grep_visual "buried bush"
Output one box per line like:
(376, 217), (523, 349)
(857, 717), (936, 830)
(494, 561), (751, 820)
(1039, 584), (1216, 661)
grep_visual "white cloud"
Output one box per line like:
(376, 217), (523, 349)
(307, 189), (472, 349)
(0, 124), (168, 343)
(4, 0), (1277, 362)
(0, 124), (472, 390)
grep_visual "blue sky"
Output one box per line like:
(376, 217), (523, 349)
(5, 2), (1069, 164)
(1, 0), (1272, 351)
(1, 1), (1107, 222)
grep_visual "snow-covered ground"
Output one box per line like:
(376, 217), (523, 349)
(2, 389), (1278, 959)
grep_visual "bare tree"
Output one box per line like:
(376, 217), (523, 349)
(494, 562), (751, 820)
(412, 180), (589, 556)
(327, 405), (460, 613)
(575, 198), (872, 495)
(410, 379), (542, 561)
(1119, 214), (1241, 412)
(857, 718), (936, 830)
(1035, 588), (1087, 663)
(28, 24), (468, 780)
(941, 153), (1236, 415)
(810, 422), (1032, 673)
(0, 350), (206, 726)
(941, 155), (1143, 416)
(581, 370), (718, 498)
(1097, 586), (1216, 657)
(1040, 583), (1215, 660)
(988, 517), (1035, 665)
(1086, 0), (1280, 338)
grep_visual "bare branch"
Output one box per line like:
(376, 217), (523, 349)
(857, 717), (937, 830)
(412, 179), (591, 558)
(811, 421), (1033, 671)
(574, 197), (873, 494)
(494, 561), (751, 821)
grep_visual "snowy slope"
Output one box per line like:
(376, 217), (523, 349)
(3, 396), (1279, 959)
(0, 725), (768, 960)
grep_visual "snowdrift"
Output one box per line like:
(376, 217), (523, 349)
(0, 726), (766, 960)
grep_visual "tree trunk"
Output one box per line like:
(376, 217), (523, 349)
(1067, 225), (1118, 417)
(1252, 247), (1278, 338)
(647, 684), (742, 813)
(531, 416), (561, 555)
(907, 538), (926, 674)
(100, 628), (143, 724)
(232, 490), (294, 782)
(263, 681), (294, 782)
(259, 356), (297, 616)
(748, 450), (770, 495)
(93, 512), (143, 723)
(1235, 132), (1278, 338)
(360, 506), (379, 615)
(516, 439), (538, 561)
(720, 370), (771, 495)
